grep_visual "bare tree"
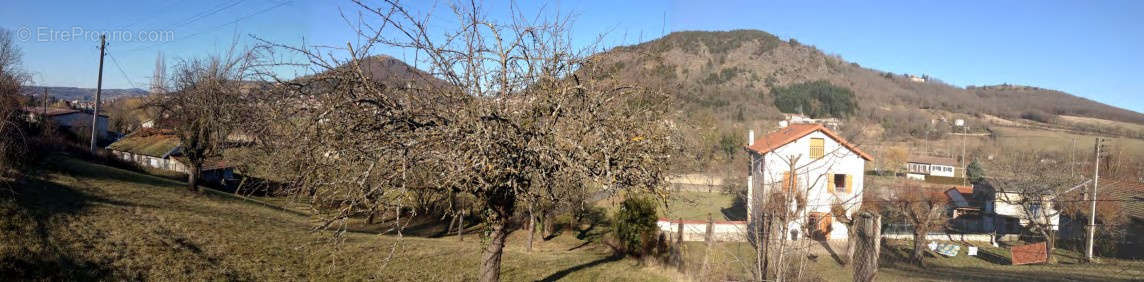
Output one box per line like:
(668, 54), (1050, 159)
(149, 49), (253, 192)
(887, 179), (948, 266)
(0, 28), (31, 182)
(247, 1), (679, 281)
(987, 151), (1084, 263)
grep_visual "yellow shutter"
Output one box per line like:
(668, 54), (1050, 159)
(845, 174), (853, 193)
(827, 174), (835, 193)
(810, 138), (825, 159)
(782, 172), (792, 193)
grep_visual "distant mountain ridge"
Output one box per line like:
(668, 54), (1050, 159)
(22, 86), (148, 101)
(586, 29), (1144, 126)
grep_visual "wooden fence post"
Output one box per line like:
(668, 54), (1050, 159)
(676, 218), (685, 271)
(701, 213), (715, 277)
(853, 212), (881, 282)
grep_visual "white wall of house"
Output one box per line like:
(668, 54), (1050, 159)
(929, 165), (955, 177)
(749, 130), (866, 240)
(993, 192), (1059, 231)
(111, 151), (187, 173)
(49, 112), (109, 138)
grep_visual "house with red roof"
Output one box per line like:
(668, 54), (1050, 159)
(745, 123), (872, 240)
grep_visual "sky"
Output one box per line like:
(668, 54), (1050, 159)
(2, 0), (1142, 113)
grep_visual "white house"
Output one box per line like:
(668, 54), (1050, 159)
(745, 123), (872, 240)
(106, 128), (235, 185)
(906, 155), (959, 180)
(24, 106), (110, 139)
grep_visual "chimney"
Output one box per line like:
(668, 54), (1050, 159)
(748, 130), (755, 146)
(778, 120), (789, 128)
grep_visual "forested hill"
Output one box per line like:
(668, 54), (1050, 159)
(585, 30), (1144, 129)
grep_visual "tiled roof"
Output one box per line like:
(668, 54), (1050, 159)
(745, 123), (872, 160)
(106, 128), (181, 157)
(1099, 177), (1144, 220)
(909, 155), (959, 167)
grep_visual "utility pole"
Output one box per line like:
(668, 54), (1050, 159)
(1085, 137), (1105, 261)
(90, 35), (106, 153)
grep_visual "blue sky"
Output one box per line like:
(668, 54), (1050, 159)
(3, 0), (1142, 113)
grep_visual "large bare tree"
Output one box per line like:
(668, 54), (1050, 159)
(987, 150), (1084, 263)
(887, 180), (948, 266)
(246, 1), (679, 281)
(149, 49), (253, 192)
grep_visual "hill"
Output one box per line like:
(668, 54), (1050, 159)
(588, 30), (1144, 130)
(583, 30), (1144, 171)
(0, 156), (670, 281)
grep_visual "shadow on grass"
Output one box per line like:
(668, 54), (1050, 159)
(0, 176), (143, 280)
(538, 254), (624, 282)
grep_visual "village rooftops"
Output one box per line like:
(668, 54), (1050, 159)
(106, 128), (181, 157)
(745, 123), (872, 160)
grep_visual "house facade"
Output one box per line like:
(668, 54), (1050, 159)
(745, 123), (872, 240)
(906, 155), (959, 180)
(107, 128), (235, 185)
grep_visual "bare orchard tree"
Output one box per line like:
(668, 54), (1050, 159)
(987, 151), (1084, 263)
(149, 49), (254, 192)
(249, 1), (679, 281)
(887, 179), (948, 266)
(0, 28), (31, 182)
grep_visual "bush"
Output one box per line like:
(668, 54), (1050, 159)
(612, 195), (658, 257)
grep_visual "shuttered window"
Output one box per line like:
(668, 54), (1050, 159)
(809, 138), (825, 159)
(782, 171), (797, 193)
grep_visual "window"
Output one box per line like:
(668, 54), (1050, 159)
(782, 171), (797, 193)
(809, 138), (824, 159)
(827, 173), (853, 193)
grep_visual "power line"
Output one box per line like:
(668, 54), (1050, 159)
(107, 52), (139, 89)
(121, 1), (292, 54)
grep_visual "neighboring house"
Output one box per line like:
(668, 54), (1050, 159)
(745, 123), (873, 240)
(906, 155), (959, 180)
(946, 184), (1061, 235)
(907, 74), (926, 83)
(107, 128), (186, 172)
(782, 113), (841, 131)
(106, 128), (235, 185)
(24, 106), (110, 139)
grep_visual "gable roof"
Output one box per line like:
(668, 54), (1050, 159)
(745, 123), (872, 160)
(909, 155), (959, 167)
(106, 128), (181, 157)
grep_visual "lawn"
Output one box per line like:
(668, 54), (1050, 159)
(0, 156), (676, 281)
(676, 239), (1144, 281)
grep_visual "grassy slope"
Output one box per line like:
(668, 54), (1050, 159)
(0, 156), (672, 281)
(683, 240), (1144, 281)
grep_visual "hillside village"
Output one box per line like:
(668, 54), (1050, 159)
(2, 1), (1144, 282)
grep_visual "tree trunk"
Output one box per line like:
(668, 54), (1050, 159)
(188, 164), (201, 193)
(853, 212), (881, 282)
(527, 204), (535, 252)
(1045, 231), (1056, 263)
(457, 211), (465, 242)
(912, 228), (926, 266)
(480, 220), (508, 282)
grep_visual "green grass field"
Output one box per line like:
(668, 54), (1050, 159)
(0, 156), (675, 281)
